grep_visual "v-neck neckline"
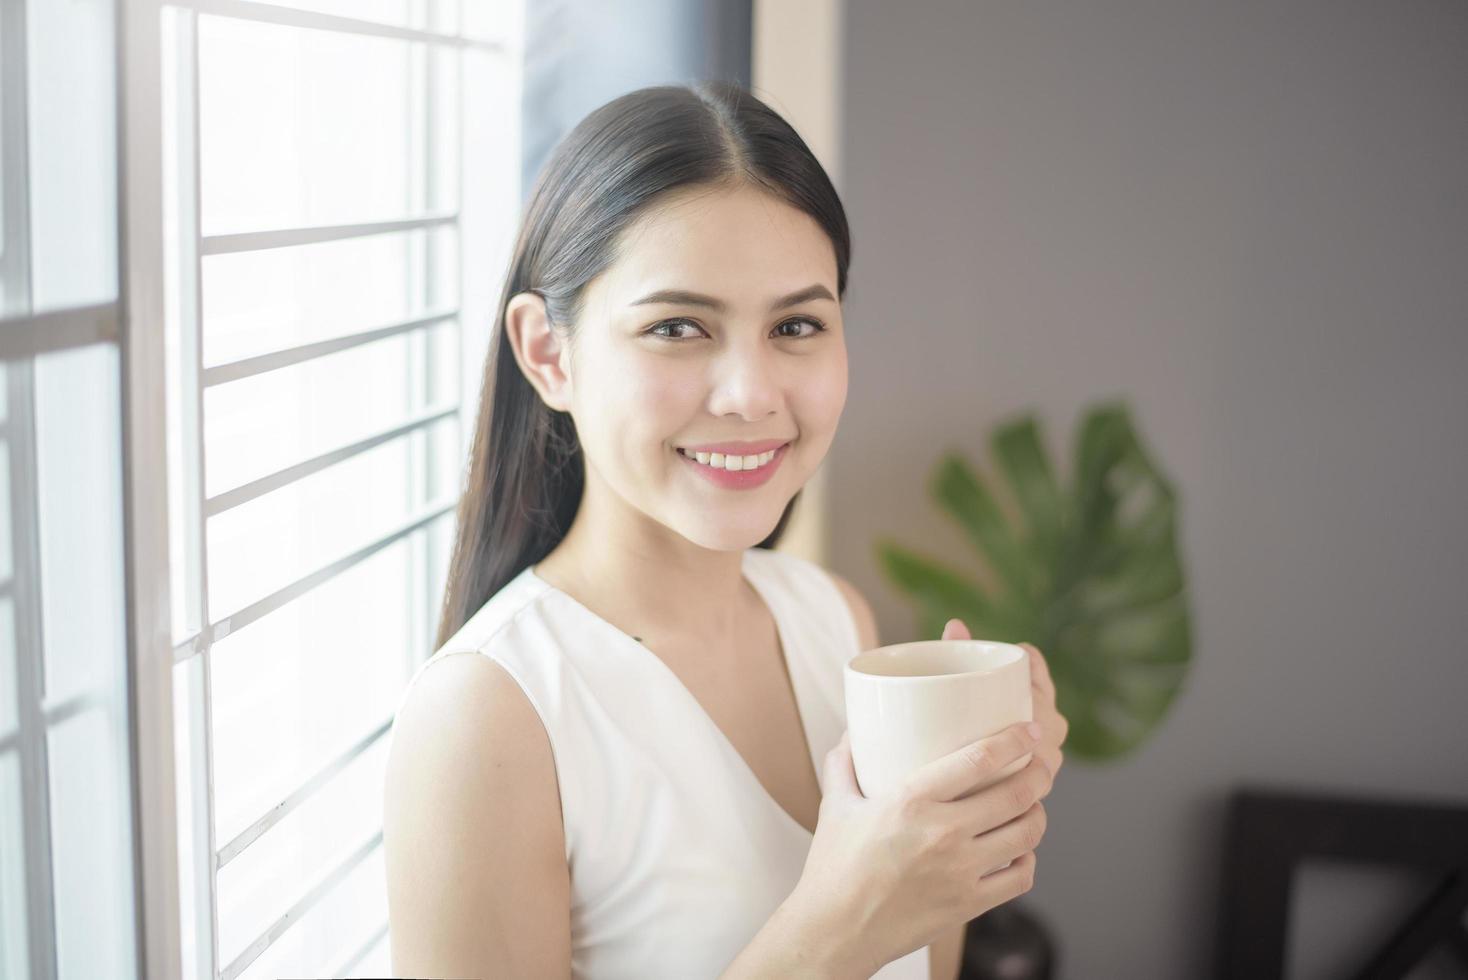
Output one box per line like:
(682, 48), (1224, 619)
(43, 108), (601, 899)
(524, 551), (820, 839)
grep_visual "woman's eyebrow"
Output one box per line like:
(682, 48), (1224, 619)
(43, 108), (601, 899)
(629, 283), (835, 313)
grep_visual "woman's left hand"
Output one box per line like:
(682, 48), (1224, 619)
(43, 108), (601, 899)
(940, 619), (1068, 782)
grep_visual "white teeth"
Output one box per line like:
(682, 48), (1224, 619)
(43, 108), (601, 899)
(680, 446), (780, 471)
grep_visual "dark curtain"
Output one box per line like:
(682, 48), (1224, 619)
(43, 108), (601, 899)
(519, 0), (754, 202)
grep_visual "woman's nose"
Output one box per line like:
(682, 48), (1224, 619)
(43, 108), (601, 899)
(706, 341), (782, 421)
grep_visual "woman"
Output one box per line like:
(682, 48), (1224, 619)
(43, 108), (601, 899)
(383, 81), (1068, 979)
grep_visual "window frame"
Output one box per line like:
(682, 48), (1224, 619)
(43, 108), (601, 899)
(2, 2), (134, 979)
(116, 1), (520, 978)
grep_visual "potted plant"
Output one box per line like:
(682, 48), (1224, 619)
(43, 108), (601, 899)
(874, 400), (1194, 978)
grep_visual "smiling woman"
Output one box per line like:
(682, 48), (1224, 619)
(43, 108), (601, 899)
(501, 176), (848, 541)
(382, 82), (1007, 980)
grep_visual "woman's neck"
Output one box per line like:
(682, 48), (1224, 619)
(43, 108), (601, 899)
(532, 494), (757, 644)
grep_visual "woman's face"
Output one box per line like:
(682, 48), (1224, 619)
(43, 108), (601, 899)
(556, 183), (847, 552)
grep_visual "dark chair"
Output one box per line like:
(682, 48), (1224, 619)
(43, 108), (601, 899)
(1214, 786), (1468, 979)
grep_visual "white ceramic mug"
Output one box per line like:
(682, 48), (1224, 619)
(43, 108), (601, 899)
(843, 639), (1034, 803)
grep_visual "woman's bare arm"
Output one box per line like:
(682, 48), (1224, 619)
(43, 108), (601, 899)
(718, 896), (866, 978)
(383, 652), (572, 978)
(927, 924), (964, 980)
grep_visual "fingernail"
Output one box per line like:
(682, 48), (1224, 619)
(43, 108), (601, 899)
(1026, 722), (1043, 740)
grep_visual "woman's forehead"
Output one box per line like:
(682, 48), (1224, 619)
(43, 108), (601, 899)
(604, 186), (837, 305)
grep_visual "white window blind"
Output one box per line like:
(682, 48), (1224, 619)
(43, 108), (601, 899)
(154, 2), (521, 978)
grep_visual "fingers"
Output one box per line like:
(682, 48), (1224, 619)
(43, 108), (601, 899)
(964, 797), (1047, 875)
(963, 848), (1038, 919)
(1022, 642), (1069, 753)
(1023, 642), (1055, 698)
(1035, 745), (1064, 781)
(821, 731), (859, 799)
(951, 752), (1052, 840)
(941, 618), (972, 641)
(900, 722), (1040, 804)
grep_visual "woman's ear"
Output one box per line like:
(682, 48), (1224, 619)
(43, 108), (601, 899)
(504, 291), (573, 412)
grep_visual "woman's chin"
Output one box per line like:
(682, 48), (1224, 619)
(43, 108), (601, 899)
(676, 507), (792, 552)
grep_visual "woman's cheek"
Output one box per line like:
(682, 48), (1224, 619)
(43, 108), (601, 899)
(645, 368), (707, 412)
(799, 347), (848, 429)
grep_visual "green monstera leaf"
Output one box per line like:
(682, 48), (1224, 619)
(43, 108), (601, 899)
(874, 401), (1192, 762)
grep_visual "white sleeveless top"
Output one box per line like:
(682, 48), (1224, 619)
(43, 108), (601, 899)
(392, 546), (931, 979)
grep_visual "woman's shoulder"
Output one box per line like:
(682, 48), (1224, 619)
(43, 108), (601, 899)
(824, 568), (880, 651)
(391, 565), (556, 727)
(387, 569), (563, 821)
(433, 564), (551, 658)
(383, 627), (568, 954)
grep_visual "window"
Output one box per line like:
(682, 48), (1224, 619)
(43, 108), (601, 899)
(155, 2), (521, 978)
(2, 1), (139, 978)
(3, 0), (522, 977)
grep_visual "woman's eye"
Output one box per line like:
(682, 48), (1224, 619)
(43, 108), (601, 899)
(646, 316), (827, 341)
(774, 316), (826, 339)
(648, 318), (707, 340)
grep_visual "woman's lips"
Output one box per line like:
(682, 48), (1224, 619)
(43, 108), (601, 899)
(676, 442), (789, 490)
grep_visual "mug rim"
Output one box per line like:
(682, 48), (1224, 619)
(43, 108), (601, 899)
(845, 639), (1027, 682)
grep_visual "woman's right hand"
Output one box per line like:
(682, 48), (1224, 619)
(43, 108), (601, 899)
(788, 722), (1053, 976)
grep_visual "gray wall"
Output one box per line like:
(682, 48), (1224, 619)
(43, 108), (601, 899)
(833, 2), (1468, 976)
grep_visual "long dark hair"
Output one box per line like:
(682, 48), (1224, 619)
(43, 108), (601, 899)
(434, 81), (852, 650)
